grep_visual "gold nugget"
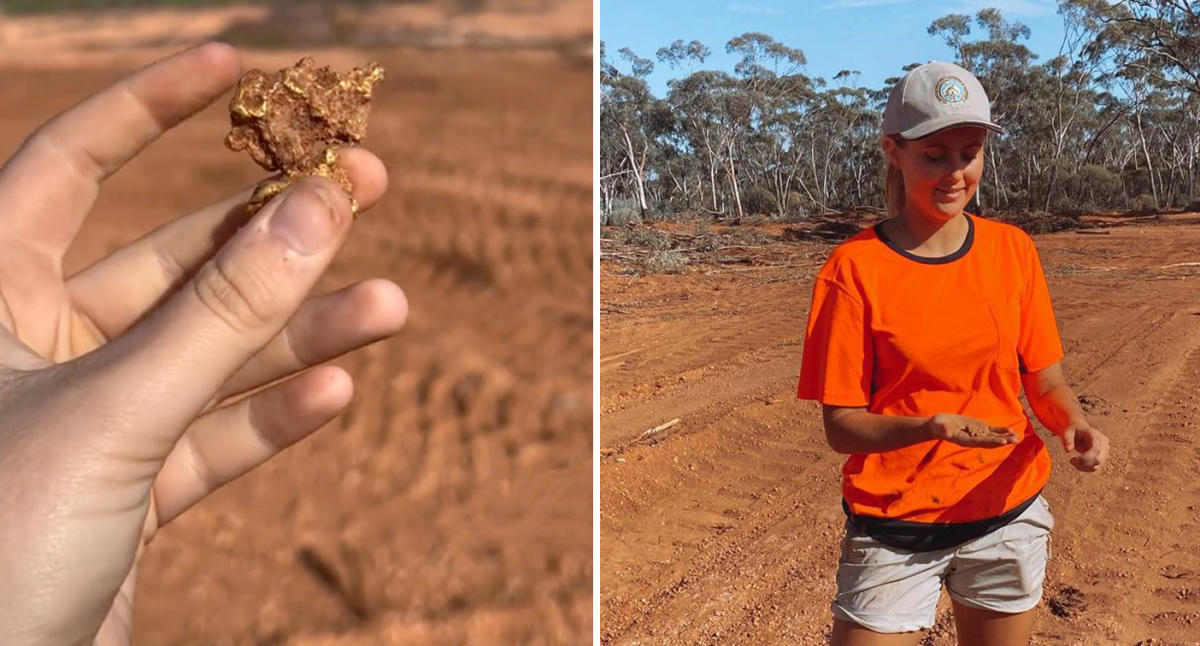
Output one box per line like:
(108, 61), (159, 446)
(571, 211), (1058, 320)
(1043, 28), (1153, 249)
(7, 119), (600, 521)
(225, 57), (385, 216)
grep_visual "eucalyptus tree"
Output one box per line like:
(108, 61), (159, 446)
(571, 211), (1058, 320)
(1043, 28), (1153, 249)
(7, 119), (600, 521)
(1076, 0), (1200, 96)
(726, 33), (813, 217)
(929, 9), (1039, 210)
(661, 68), (740, 215)
(598, 3), (1200, 223)
(599, 43), (670, 217)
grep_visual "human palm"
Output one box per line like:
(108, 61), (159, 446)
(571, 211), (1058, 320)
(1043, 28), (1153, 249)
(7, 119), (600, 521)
(0, 44), (404, 646)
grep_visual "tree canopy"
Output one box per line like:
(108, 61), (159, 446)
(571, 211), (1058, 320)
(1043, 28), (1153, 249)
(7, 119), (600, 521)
(600, 1), (1200, 224)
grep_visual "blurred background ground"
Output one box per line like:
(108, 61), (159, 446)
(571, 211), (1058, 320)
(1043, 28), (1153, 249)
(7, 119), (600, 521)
(0, 1), (592, 644)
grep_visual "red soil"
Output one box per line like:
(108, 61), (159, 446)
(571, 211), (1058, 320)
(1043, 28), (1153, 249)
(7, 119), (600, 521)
(601, 214), (1200, 644)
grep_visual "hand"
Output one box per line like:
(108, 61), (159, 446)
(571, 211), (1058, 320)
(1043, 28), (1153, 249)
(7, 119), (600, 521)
(924, 413), (1021, 448)
(0, 43), (404, 645)
(1060, 420), (1109, 472)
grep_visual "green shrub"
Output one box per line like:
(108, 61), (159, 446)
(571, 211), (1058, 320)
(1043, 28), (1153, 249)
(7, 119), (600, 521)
(1062, 164), (1123, 212)
(1123, 168), (1152, 201)
(740, 185), (779, 216)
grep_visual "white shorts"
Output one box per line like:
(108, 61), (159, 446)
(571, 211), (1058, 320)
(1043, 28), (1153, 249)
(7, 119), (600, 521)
(832, 495), (1054, 634)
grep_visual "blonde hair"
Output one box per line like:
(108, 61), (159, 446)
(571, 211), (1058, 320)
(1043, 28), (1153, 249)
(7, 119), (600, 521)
(884, 135), (906, 217)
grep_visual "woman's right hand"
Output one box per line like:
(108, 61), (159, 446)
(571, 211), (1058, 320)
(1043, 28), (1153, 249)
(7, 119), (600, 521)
(923, 413), (1020, 447)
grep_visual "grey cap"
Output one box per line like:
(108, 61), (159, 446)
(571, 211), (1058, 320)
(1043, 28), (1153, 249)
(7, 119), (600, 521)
(882, 61), (1004, 139)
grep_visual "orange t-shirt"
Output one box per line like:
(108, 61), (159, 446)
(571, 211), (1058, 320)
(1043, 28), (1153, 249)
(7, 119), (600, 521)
(796, 214), (1063, 524)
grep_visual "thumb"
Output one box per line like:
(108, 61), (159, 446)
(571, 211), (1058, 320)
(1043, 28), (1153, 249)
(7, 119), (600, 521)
(1060, 426), (1076, 453)
(87, 177), (352, 442)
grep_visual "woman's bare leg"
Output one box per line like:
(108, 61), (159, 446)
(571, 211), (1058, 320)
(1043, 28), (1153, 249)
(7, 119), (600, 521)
(830, 619), (924, 646)
(950, 602), (1035, 646)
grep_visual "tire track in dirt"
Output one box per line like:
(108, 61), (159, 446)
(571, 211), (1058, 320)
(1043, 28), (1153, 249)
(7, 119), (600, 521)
(601, 280), (809, 448)
(601, 350), (795, 449)
(601, 412), (844, 645)
(1065, 304), (1174, 392)
(1040, 316), (1200, 644)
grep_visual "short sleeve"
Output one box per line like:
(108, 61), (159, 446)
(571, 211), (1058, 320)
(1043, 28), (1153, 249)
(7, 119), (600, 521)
(797, 277), (873, 407)
(1017, 238), (1064, 373)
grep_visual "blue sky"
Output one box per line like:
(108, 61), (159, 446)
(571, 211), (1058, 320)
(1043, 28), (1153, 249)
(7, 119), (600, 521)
(600, 0), (1068, 95)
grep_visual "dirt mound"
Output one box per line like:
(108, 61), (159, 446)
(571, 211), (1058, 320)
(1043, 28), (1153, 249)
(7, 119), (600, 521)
(989, 211), (1092, 234)
(781, 218), (863, 243)
(0, 32), (591, 646)
(602, 223), (814, 275)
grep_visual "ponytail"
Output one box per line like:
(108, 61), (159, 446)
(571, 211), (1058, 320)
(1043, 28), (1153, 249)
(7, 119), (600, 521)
(884, 135), (906, 217)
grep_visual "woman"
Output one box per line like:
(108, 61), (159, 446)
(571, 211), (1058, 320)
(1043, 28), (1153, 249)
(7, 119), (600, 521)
(796, 61), (1110, 645)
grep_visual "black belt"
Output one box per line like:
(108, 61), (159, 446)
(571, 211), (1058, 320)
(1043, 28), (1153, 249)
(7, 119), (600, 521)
(842, 491), (1040, 552)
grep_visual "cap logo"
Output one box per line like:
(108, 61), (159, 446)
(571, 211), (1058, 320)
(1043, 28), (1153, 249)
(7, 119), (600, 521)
(935, 76), (968, 104)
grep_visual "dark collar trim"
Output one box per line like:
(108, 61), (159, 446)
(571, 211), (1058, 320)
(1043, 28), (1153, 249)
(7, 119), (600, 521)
(873, 213), (974, 265)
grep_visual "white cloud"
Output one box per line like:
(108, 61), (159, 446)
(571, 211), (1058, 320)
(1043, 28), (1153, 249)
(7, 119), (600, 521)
(825, 0), (1053, 13)
(950, 0), (1056, 16)
(726, 2), (785, 15)
(824, 0), (915, 8)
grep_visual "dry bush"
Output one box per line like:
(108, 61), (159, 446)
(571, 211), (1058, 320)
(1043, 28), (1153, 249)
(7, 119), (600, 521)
(785, 191), (808, 216)
(726, 227), (775, 247)
(641, 250), (689, 274)
(992, 211), (1088, 234)
(624, 227), (673, 250)
(1130, 193), (1158, 213)
(606, 199), (643, 227)
(691, 222), (720, 252)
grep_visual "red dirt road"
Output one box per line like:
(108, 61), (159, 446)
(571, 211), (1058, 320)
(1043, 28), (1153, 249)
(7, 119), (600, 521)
(601, 217), (1200, 644)
(0, 12), (591, 645)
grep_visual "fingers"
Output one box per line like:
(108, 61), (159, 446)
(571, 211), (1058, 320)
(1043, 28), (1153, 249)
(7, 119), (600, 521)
(957, 431), (1019, 448)
(66, 147), (389, 341)
(1070, 452), (1103, 471)
(988, 426), (1020, 443)
(1061, 427), (1076, 453)
(950, 422), (1019, 448)
(152, 365), (352, 525)
(928, 415), (1020, 448)
(0, 42), (241, 259)
(1070, 427), (1108, 472)
(211, 278), (406, 404)
(86, 175), (355, 448)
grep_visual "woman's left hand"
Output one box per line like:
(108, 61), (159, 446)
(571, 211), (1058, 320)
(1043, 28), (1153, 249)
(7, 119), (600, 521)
(1060, 421), (1109, 472)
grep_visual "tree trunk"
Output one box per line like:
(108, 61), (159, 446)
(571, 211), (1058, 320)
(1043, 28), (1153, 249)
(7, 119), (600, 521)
(621, 127), (649, 214)
(1189, 136), (1195, 205)
(600, 182), (612, 225)
(727, 141), (745, 219)
(703, 133), (720, 213)
(1135, 109), (1158, 208)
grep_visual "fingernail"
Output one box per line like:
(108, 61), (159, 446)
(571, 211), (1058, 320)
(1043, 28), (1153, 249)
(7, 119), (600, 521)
(268, 186), (339, 255)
